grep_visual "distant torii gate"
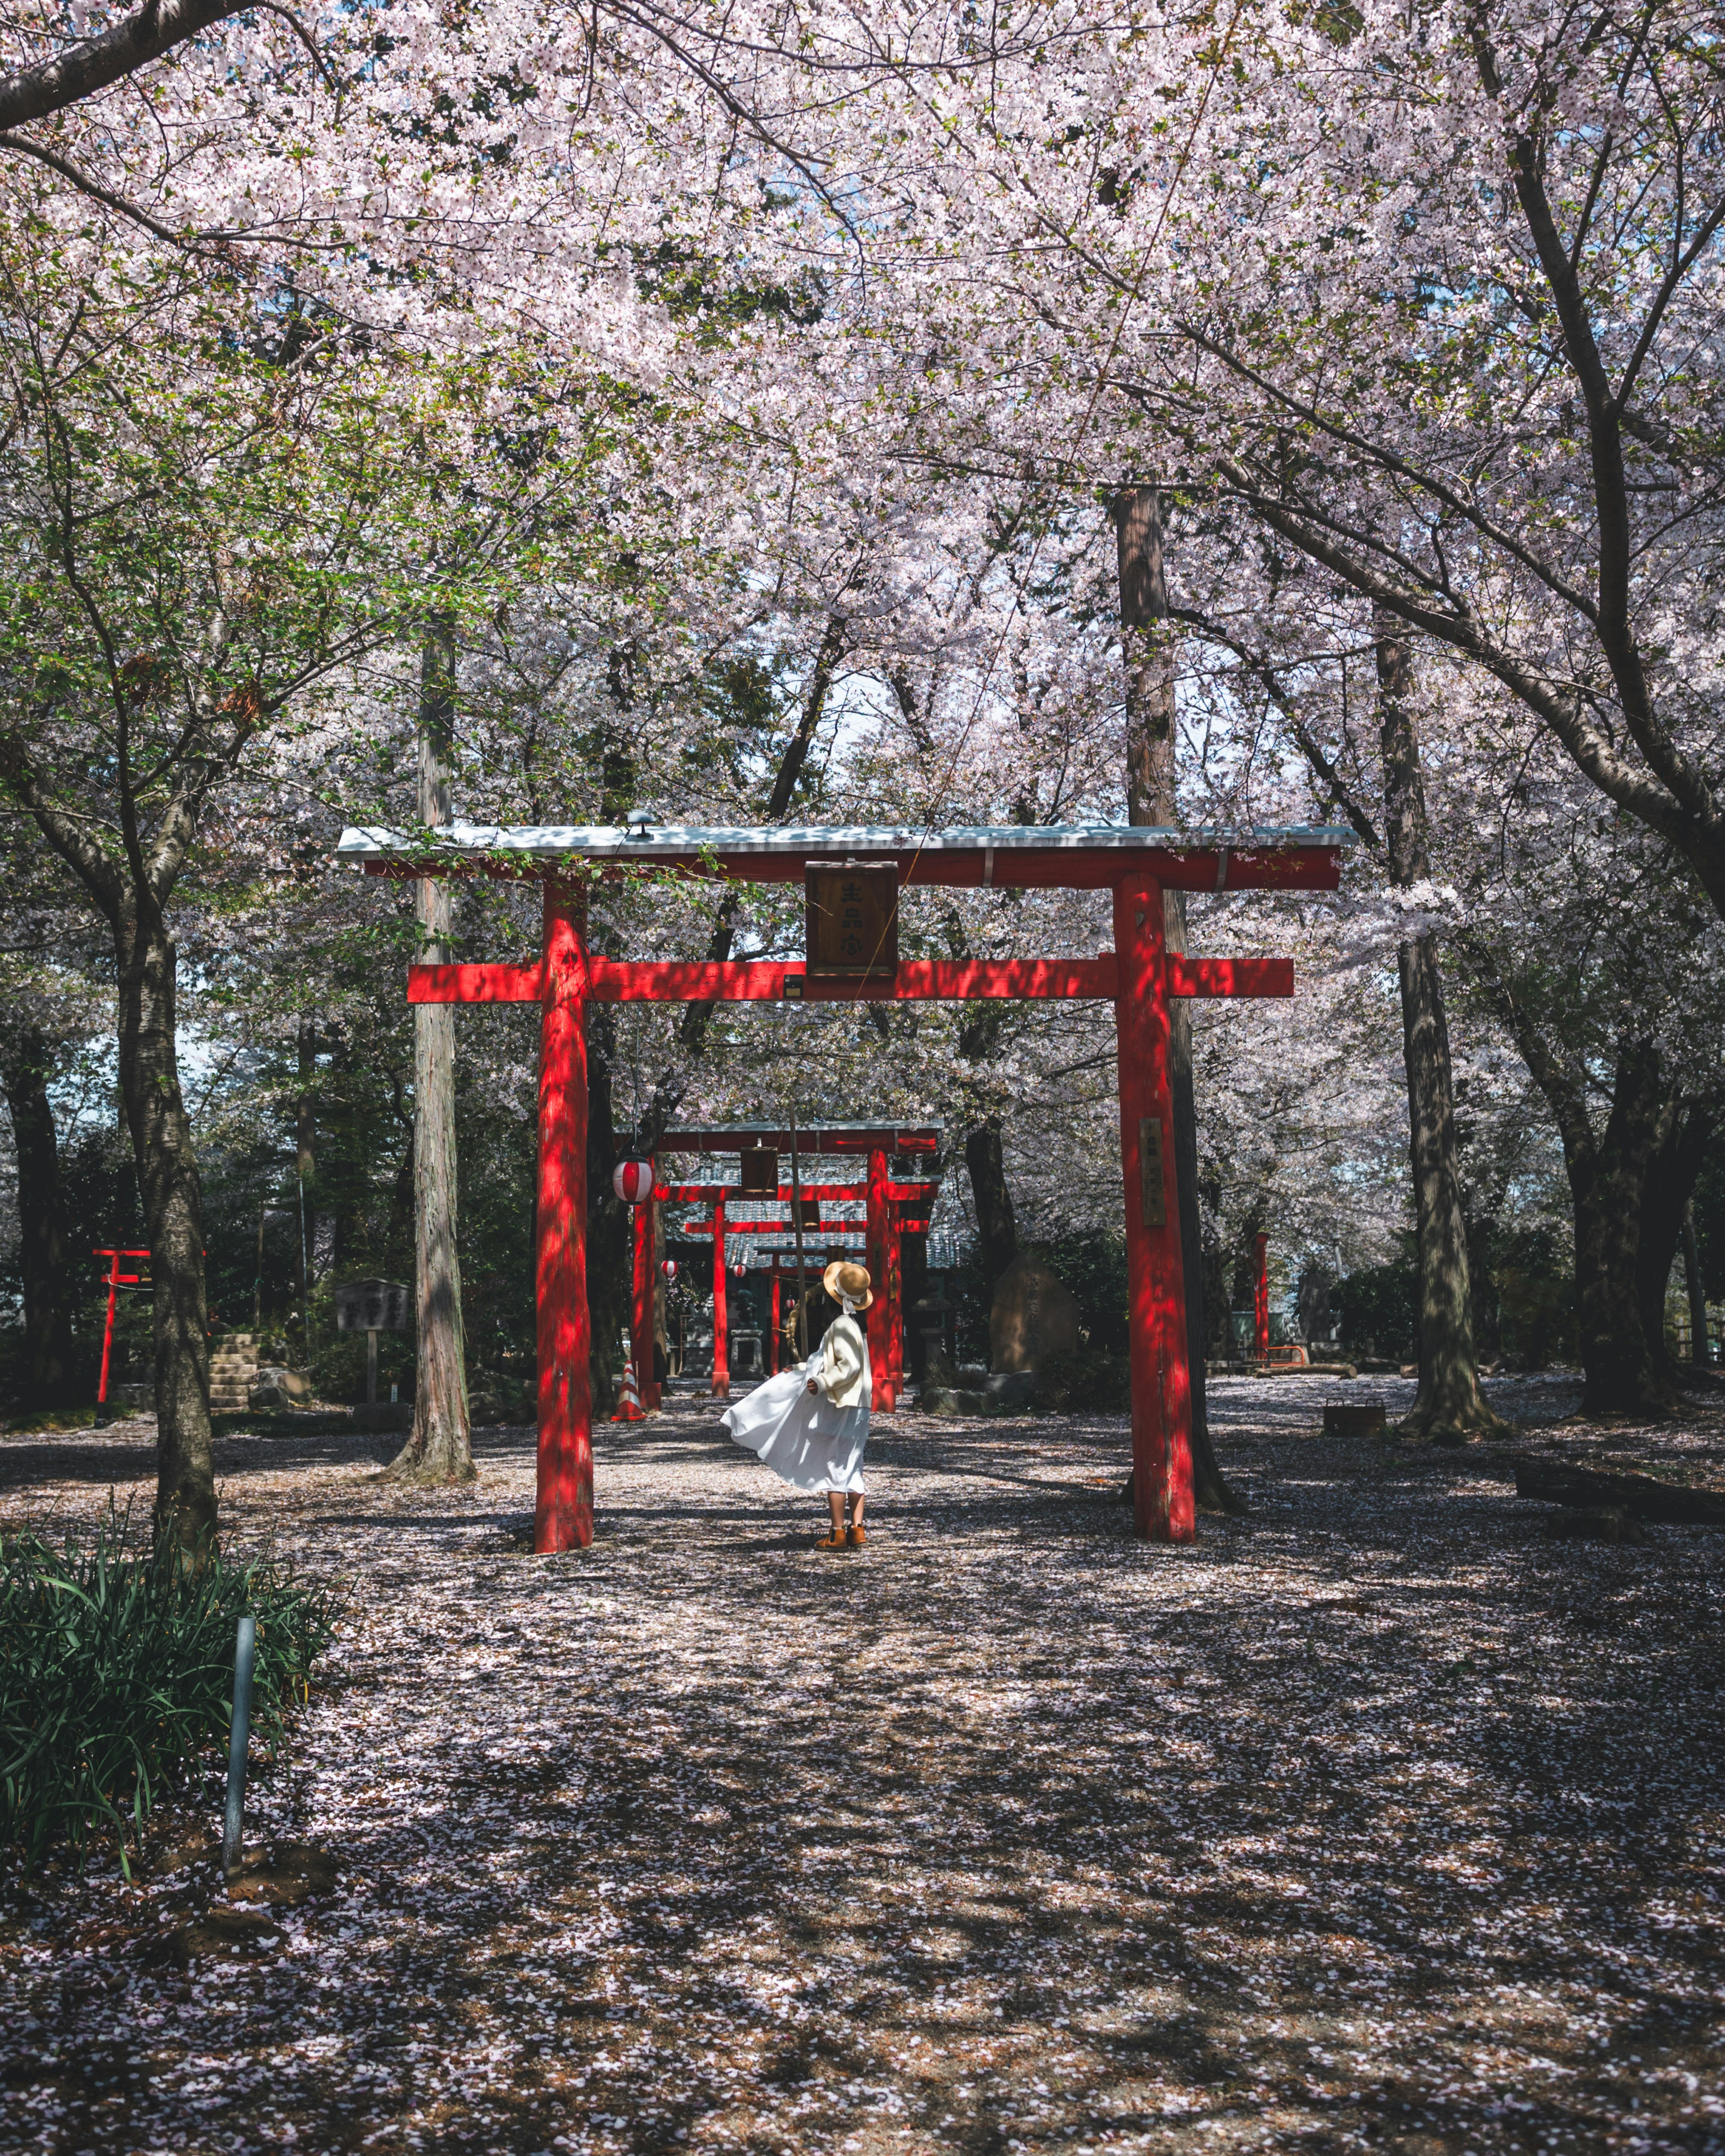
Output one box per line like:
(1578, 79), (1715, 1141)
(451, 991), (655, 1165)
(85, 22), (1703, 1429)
(618, 1121), (940, 1412)
(659, 1175), (936, 1407)
(337, 820), (1349, 1552)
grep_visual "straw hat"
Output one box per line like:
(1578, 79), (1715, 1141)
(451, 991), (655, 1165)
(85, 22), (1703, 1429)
(823, 1259), (874, 1311)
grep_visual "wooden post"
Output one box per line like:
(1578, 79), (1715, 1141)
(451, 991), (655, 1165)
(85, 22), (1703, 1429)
(1254, 1231), (1270, 1362)
(712, 1193), (729, 1397)
(97, 1247), (120, 1409)
(632, 1184), (656, 1408)
(1114, 874), (1195, 1543)
(770, 1266), (782, 1375)
(867, 1147), (890, 1410)
(535, 882), (593, 1552)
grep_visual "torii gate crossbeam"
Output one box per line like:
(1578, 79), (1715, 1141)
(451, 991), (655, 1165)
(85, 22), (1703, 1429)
(338, 821), (1349, 1554)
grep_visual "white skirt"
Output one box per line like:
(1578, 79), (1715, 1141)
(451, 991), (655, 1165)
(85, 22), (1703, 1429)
(721, 1349), (871, 1494)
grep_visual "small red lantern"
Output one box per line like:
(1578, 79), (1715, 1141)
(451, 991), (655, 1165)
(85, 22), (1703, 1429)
(661, 1258), (679, 1283)
(612, 1157), (654, 1205)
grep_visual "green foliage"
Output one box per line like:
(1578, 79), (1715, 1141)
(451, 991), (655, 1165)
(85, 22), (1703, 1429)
(1332, 1257), (1417, 1359)
(0, 1510), (337, 1876)
(1494, 1230), (1577, 1369)
(1038, 1228), (1132, 1354)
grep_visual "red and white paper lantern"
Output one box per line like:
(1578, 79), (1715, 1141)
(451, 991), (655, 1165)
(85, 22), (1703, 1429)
(611, 1157), (655, 1206)
(661, 1258), (679, 1283)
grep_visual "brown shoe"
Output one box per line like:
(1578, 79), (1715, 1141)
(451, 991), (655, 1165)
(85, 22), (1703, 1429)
(846, 1524), (867, 1547)
(816, 1530), (848, 1551)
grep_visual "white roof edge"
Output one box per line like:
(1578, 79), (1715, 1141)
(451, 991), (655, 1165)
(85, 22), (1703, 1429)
(335, 821), (1357, 858)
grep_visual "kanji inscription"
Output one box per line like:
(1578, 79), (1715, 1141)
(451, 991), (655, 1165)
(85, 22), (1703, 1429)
(806, 860), (898, 976)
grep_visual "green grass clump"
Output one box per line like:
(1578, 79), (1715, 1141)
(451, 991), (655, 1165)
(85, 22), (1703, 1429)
(0, 1509), (337, 1875)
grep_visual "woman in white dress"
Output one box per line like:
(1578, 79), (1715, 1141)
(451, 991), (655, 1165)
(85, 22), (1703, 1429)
(722, 1260), (873, 1549)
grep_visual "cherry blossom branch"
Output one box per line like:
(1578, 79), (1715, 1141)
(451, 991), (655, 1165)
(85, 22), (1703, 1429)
(0, 0), (245, 129)
(1212, 452), (1725, 917)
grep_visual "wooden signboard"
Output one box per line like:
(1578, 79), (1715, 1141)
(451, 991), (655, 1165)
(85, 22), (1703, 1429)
(335, 1279), (411, 1332)
(739, 1147), (778, 1195)
(805, 860), (898, 976)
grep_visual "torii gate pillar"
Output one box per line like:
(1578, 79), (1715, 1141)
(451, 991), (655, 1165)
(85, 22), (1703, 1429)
(867, 1148), (891, 1409)
(1115, 874), (1195, 1543)
(631, 1177), (659, 1409)
(711, 1193), (730, 1399)
(535, 883), (593, 1552)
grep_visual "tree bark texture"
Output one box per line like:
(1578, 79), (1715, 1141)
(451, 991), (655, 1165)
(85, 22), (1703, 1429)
(114, 919), (214, 1554)
(1375, 617), (1503, 1442)
(1546, 1037), (1671, 1414)
(390, 618), (473, 1482)
(583, 998), (628, 1416)
(964, 1116), (1019, 1294)
(1116, 486), (1237, 1511)
(1635, 1103), (1718, 1381)
(1683, 1204), (1711, 1366)
(295, 1017), (316, 1361)
(0, 1025), (77, 1408)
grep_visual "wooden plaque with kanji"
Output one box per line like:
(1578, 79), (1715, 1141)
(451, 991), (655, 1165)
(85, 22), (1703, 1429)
(805, 860), (898, 976)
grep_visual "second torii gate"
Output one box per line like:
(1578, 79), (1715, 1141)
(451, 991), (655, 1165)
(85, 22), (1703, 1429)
(337, 820), (1349, 1553)
(652, 1122), (938, 1411)
(659, 1175), (937, 1405)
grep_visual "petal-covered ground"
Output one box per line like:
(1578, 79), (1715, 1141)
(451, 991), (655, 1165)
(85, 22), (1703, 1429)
(2, 1374), (1723, 2156)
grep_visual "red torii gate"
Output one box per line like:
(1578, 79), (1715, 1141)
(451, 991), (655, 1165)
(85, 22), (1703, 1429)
(652, 1122), (939, 1411)
(337, 819), (1348, 1552)
(659, 1177), (936, 1406)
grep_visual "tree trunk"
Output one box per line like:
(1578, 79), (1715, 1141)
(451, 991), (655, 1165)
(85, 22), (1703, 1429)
(1683, 1203), (1711, 1365)
(1375, 615), (1506, 1443)
(113, 917), (214, 1557)
(1635, 1101), (1717, 1383)
(1567, 1039), (1672, 1415)
(390, 617), (473, 1482)
(964, 1116), (1019, 1291)
(0, 1025), (77, 1408)
(1116, 486), (1237, 1511)
(584, 998), (628, 1417)
(295, 1017), (316, 1362)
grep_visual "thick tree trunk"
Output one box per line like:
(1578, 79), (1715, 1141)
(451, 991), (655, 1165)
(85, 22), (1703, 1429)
(584, 998), (628, 1417)
(0, 1026), (78, 1409)
(964, 1116), (1019, 1290)
(1375, 617), (1506, 1443)
(1117, 486), (1237, 1510)
(113, 918), (214, 1557)
(1566, 1040), (1672, 1416)
(295, 1017), (316, 1361)
(1683, 1204), (1711, 1366)
(1635, 1103), (1716, 1382)
(389, 618), (473, 1482)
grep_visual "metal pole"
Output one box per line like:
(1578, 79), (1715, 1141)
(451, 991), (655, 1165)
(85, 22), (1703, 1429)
(790, 1108), (806, 1358)
(223, 1615), (257, 1877)
(367, 1327), (378, 1405)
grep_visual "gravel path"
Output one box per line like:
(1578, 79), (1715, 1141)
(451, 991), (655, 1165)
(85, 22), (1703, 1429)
(2, 1375), (1722, 2156)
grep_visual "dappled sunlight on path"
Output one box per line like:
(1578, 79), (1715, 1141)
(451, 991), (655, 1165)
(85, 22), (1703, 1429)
(2, 1378), (1721, 2154)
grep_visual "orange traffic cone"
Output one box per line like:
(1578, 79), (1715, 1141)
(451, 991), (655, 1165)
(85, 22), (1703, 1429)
(611, 1356), (646, 1423)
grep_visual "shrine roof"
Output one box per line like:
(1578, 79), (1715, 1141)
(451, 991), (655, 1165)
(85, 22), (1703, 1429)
(336, 821), (1353, 892)
(659, 1123), (939, 1155)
